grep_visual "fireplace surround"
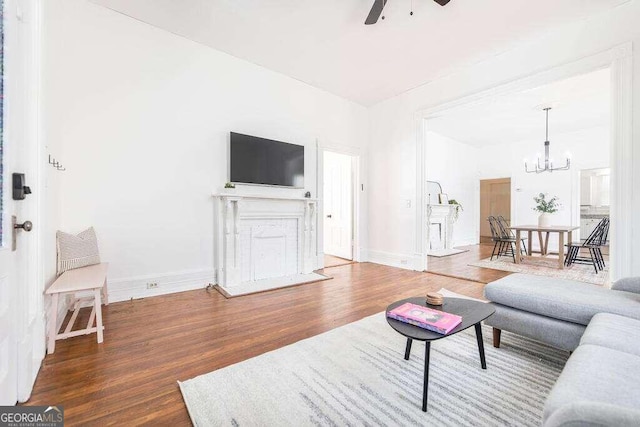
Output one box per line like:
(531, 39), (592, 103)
(213, 194), (318, 290)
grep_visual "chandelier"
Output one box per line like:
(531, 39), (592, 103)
(524, 107), (571, 173)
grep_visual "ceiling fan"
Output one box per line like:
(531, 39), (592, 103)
(365, 0), (451, 25)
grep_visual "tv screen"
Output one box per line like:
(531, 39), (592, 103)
(230, 132), (304, 187)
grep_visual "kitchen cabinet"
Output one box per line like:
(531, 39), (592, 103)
(580, 218), (601, 240)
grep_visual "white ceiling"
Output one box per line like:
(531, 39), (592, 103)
(427, 68), (610, 147)
(90, 0), (625, 106)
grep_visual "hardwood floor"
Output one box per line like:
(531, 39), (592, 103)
(26, 263), (486, 426)
(427, 243), (512, 284)
(324, 254), (353, 268)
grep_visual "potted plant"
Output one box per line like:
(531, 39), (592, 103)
(224, 182), (236, 193)
(448, 199), (463, 222)
(533, 193), (560, 227)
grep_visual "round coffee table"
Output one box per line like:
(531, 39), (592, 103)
(386, 297), (495, 412)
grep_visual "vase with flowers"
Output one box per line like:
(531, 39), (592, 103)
(533, 193), (560, 227)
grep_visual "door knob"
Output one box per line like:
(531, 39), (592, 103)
(11, 216), (33, 251)
(14, 220), (33, 232)
(326, 214), (332, 218)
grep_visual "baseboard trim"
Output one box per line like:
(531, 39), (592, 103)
(107, 269), (216, 303)
(366, 250), (423, 271)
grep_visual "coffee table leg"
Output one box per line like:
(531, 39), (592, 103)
(475, 323), (487, 369)
(423, 342), (431, 412)
(404, 338), (413, 360)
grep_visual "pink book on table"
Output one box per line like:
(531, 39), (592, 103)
(387, 302), (462, 334)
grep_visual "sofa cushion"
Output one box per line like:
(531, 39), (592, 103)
(580, 313), (640, 357)
(544, 401), (640, 427)
(486, 303), (585, 351)
(543, 344), (640, 425)
(484, 273), (640, 325)
(612, 277), (640, 294)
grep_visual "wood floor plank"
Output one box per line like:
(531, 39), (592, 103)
(26, 262), (486, 425)
(324, 254), (354, 268)
(426, 243), (512, 283)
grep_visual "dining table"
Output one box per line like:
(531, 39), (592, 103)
(510, 225), (580, 269)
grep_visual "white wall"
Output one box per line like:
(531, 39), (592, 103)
(42, 0), (369, 301)
(425, 131), (480, 247)
(368, 0), (640, 274)
(479, 126), (610, 251)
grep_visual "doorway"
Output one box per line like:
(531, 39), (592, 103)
(322, 151), (353, 265)
(0, 0), (43, 404)
(417, 46), (631, 279)
(580, 167), (610, 256)
(480, 178), (511, 243)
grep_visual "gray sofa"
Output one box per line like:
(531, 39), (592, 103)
(485, 274), (640, 351)
(484, 274), (640, 427)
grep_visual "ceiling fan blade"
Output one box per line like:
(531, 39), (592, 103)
(433, 0), (451, 5)
(365, 0), (387, 25)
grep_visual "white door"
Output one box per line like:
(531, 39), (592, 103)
(0, 0), (38, 405)
(323, 151), (353, 260)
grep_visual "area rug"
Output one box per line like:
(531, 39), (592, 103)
(214, 272), (331, 298)
(469, 256), (609, 286)
(179, 309), (567, 426)
(427, 248), (469, 257)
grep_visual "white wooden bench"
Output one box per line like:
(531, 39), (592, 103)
(45, 263), (109, 354)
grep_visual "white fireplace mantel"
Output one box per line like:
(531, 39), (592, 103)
(213, 194), (318, 289)
(426, 204), (458, 253)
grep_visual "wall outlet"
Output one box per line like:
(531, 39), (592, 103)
(146, 282), (159, 289)
(400, 259), (408, 265)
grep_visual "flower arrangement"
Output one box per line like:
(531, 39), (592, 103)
(533, 193), (560, 213)
(224, 182), (236, 189)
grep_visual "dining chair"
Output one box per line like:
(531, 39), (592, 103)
(496, 216), (528, 256)
(488, 216), (521, 262)
(564, 217), (609, 273)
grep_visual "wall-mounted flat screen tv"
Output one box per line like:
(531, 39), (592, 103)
(230, 132), (304, 187)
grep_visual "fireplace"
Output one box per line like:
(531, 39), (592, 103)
(214, 194), (317, 289)
(426, 204), (457, 254)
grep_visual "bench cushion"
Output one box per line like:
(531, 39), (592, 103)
(580, 313), (640, 357)
(484, 273), (640, 326)
(543, 344), (640, 426)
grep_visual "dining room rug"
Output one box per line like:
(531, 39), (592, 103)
(179, 307), (568, 426)
(469, 256), (609, 286)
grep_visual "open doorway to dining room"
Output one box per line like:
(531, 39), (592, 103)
(423, 67), (612, 286)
